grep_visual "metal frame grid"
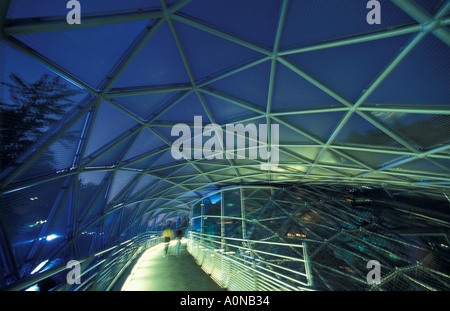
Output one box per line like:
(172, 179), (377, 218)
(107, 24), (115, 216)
(247, 183), (450, 290)
(0, 0), (449, 289)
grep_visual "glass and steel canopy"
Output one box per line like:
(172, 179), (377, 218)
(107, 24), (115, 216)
(0, 0), (449, 290)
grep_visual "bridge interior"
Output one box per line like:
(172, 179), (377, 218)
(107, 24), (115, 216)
(0, 0), (449, 292)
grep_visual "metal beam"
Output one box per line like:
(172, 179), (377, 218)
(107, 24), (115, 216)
(99, 18), (166, 93)
(392, 0), (450, 46)
(358, 105), (450, 115)
(3, 11), (163, 35)
(105, 83), (192, 98)
(357, 144), (450, 177)
(197, 56), (270, 88)
(278, 24), (422, 56)
(303, 30), (427, 178)
(0, 96), (96, 190)
(171, 13), (272, 56)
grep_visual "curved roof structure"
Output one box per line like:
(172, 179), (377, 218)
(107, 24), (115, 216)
(0, 0), (449, 288)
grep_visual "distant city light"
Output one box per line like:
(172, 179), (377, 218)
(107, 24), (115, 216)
(45, 234), (59, 241)
(25, 284), (40, 291)
(30, 260), (49, 275)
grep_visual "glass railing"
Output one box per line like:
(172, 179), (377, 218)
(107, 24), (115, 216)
(187, 232), (313, 291)
(2, 232), (164, 291)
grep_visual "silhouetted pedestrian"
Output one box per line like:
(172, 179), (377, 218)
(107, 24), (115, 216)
(175, 228), (183, 258)
(162, 227), (173, 257)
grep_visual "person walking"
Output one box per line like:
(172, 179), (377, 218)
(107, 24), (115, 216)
(175, 228), (183, 258)
(162, 226), (173, 257)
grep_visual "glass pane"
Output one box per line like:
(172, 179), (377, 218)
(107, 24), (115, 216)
(223, 189), (241, 217)
(203, 216), (220, 236)
(244, 188), (272, 220)
(224, 218), (242, 241)
(203, 193), (221, 216)
(192, 201), (201, 217)
(192, 218), (201, 233)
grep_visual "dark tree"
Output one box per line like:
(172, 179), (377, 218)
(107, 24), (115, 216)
(0, 73), (82, 169)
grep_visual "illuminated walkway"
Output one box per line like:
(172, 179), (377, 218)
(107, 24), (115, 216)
(119, 240), (224, 291)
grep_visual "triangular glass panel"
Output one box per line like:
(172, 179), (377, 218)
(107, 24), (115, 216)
(208, 61), (271, 109)
(145, 180), (173, 197)
(367, 35), (449, 107)
(201, 92), (258, 124)
(14, 20), (149, 89)
(284, 146), (321, 162)
(1, 40), (87, 174)
(283, 111), (345, 141)
(7, 0), (162, 19)
(84, 134), (137, 167)
(179, 0), (282, 48)
(317, 149), (362, 167)
(76, 183), (109, 234)
(396, 158), (448, 175)
(181, 174), (212, 187)
(76, 171), (109, 227)
(12, 112), (87, 183)
(309, 167), (343, 177)
(157, 92), (210, 122)
(31, 193), (72, 268)
(0, 177), (67, 269)
(102, 209), (121, 247)
(272, 63), (344, 111)
(127, 186), (156, 205)
(121, 152), (163, 170)
(120, 202), (140, 231)
(285, 34), (413, 101)
(128, 174), (158, 197)
(151, 125), (177, 143)
(334, 113), (403, 147)
(276, 120), (317, 144)
(73, 225), (98, 258)
(111, 91), (181, 121)
(150, 149), (181, 168)
(170, 163), (202, 177)
(174, 20), (262, 80)
(83, 101), (139, 157)
(112, 22), (191, 88)
(122, 128), (167, 161)
(369, 112), (450, 151)
(340, 149), (403, 169)
(278, 149), (307, 163)
(280, 0), (413, 48)
(415, 0), (447, 14)
(107, 170), (140, 203)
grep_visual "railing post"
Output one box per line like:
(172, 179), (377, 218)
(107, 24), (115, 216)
(251, 246), (259, 291)
(221, 191), (225, 249)
(302, 242), (313, 287)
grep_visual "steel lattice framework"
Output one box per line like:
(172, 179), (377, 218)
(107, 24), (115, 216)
(0, 0), (449, 289)
(247, 183), (450, 290)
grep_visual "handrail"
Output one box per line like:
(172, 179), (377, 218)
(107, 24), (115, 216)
(195, 231), (307, 248)
(2, 231), (164, 291)
(193, 233), (307, 264)
(187, 231), (313, 291)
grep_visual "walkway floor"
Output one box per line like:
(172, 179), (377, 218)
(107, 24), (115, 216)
(119, 240), (225, 291)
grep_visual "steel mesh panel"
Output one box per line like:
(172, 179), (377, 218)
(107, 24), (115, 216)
(247, 184), (450, 290)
